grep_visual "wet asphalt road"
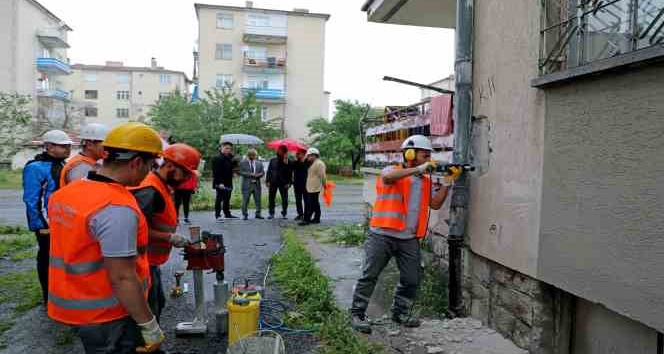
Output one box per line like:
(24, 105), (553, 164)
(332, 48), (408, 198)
(0, 185), (364, 354)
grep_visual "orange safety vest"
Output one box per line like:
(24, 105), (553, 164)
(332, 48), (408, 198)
(369, 165), (432, 238)
(59, 153), (98, 187)
(132, 172), (177, 266)
(47, 179), (150, 325)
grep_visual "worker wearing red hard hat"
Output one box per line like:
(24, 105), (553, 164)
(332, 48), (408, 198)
(130, 143), (201, 323)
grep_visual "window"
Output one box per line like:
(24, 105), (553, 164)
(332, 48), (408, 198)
(246, 46), (268, 59)
(116, 73), (130, 83)
(539, 0), (664, 75)
(216, 44), (233, 60)
(84, 73), (97, 82)
(261, 106), (269, 121)
(84, 90), (98, 99)
(160, 74), (171, 85)
(246, 75), (269, 89)
(217, 12), (234, 29)
(116, 90), (130, 100)
(84, 107), (98, 117)
(216, 74), (234, 89)
(248, 13), (270, 27)
(116, 108), (129, 118)
(159, 92), (171, 100)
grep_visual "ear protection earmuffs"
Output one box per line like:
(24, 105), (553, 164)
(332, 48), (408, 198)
(404, 148), (416, 162)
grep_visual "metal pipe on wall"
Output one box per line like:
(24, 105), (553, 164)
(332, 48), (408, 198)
(448, 0), (474, 316)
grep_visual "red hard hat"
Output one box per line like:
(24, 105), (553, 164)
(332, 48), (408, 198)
(163, 143), (201, 172)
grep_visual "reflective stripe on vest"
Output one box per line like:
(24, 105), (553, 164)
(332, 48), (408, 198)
(369, 165), (431, 238)
(133, 172), (178, 266)
(48, 280), (149, 310)
(59, 154), (97, 187)
(47, 179), (150, 326)
(50, 256), (103, 275)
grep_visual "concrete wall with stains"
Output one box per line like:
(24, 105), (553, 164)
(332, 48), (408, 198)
(539, 62), (664, 332)
(469, 0), (546, 277)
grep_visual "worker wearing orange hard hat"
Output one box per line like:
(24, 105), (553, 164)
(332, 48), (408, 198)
(130, 143), (201, 323)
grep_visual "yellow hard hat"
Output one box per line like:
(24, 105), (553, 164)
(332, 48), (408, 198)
(102, 122), (163, 155)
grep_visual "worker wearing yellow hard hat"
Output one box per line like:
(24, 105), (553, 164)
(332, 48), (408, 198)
(47, 122), (166, 353)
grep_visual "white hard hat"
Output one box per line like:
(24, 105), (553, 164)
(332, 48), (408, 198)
(401, 135), (432, 151)
(306, 147), (320, 156)
(79, 123), (110, 141)
(42, 130), (73, 145)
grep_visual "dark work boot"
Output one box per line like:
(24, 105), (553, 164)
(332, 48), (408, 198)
(351, 313), (372, 334)
(392, 312), (421, 328)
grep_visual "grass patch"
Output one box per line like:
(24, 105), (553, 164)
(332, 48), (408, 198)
(55, 328), (76, 346)
(0, 233), (36, 259)
(272, 229), (383, 354)
(324, 224), (366, 246)
(327, 174), (364, 186)
(0, 169), (22, 190)
(9, 248), (37, 262)
(0, 270), (42, 313)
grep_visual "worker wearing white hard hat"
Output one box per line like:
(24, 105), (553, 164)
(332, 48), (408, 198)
(298, 147), (326, 226)
(350, 134), (463, 333)
(21, 129), (72, 305)
(59, 123), (110, 186)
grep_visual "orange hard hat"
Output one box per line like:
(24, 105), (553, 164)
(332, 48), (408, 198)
(163, 143), (201, 173)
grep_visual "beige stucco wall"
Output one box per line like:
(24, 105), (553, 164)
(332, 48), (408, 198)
(64, 68), (186, 127)
(284, 15), (326, 140)
(468, 0), (546, 278)
(0, 0), (15, 92)
(197, 6), (327, 141)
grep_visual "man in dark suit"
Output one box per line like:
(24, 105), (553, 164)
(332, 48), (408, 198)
(292, 148), (309, 220)
(265, 145), (293, 219)
(212, 141), (238, 222)
(239, 149), (265, 220)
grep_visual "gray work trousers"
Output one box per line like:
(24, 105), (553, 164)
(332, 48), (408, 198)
(74, 316), (143, 354)
(241, 183), (262, 217)
(351, 231), (421, 316)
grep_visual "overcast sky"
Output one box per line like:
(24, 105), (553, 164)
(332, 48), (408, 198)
(40, 0), (455, 110)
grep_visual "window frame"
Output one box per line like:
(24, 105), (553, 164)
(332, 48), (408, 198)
(84, 106), (98, 117)
(217, 12), (234, 29)
(116, 90), (130, 100)
(84, 90), (98, 99)
(216, 43), (233, 60)
(160, 73), (171, 85)
(116, 108), (129, 118)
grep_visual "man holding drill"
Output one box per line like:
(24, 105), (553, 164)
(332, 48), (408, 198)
(131, 143), (201, 323)
(350, 135), (462, 333)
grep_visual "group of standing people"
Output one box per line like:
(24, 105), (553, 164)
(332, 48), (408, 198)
(22, 122), (203, 353)
(211, 142), (327, 224)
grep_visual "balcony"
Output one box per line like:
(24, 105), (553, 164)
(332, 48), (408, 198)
(241, 88), (286, 102)
(243, 25), (288, 44)
(37, 88), (70, 101)
(36, 57), (71, 75)
(243, 56), (286, 74)
(37, 28), (70, 48)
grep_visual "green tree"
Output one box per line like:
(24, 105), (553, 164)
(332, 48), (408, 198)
(0, 92), (33, 159)
(148, 88), (280, 162)
(307, 100), (371, 171)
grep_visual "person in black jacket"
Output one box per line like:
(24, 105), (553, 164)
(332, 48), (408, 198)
(292, 148), (309, 220)
(212, 141), (238, 222)
(265, 145), (293, 219)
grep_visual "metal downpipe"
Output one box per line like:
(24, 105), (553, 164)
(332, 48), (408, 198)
(448, 0), (474, 316)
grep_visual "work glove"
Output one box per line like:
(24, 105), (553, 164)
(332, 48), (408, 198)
(136, 316), (165, 353)
(170, 233), (189, 248)
(415, 161), (436, 174)
(443, 166), (463, 186)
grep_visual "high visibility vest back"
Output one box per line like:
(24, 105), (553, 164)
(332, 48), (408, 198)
(47, 179), (150, 325)
(133, 172), (177, 266)
(369, 165), (432, 238)
(59, 153), (98, 187)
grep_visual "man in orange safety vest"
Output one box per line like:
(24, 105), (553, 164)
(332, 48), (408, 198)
(350, 135), (462, 333)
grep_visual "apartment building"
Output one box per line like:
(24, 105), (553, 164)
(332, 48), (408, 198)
(0, 0), (72, 163)
(64, 59), (189, 127)
(195, 2), (330, 141)
(363, 0), (664, 353)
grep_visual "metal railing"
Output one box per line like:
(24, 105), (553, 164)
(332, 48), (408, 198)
(241, 87), (286, 100)
(539, 0), (664, 75)
(37, 88), (70, 101)
(36, 57), (71, 75)
(243, 56), (286, 68)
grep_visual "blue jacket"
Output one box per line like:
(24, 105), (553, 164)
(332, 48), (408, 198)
(22, 153), (65, 231)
